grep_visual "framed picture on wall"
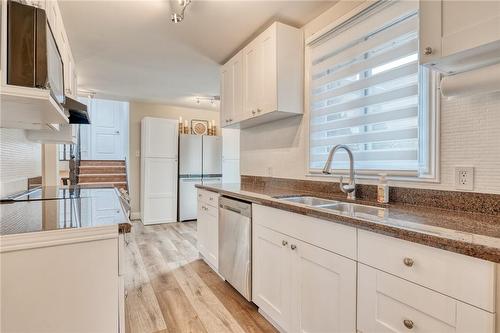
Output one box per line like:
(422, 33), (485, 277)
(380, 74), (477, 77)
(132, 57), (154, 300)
(191, 120), (209, 135)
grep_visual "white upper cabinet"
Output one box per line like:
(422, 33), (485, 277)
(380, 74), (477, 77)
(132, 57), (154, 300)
(221, 22), (303, 129)
(0, 0), (78, 132)
(419, 0), (500, 74)
(220, 51), (243, 126)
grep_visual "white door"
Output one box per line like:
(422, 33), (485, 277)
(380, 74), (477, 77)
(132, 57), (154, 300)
(357, 264), (495, 333)
(253, 225), (292, 332)
(243, 41), (260, 119)
(142, 117), (178, 158)
(197, 200), (208, 258)
(291, 239), (357, 333)
(91, 189), (123, 224)
(204, 205), (219, 269)
(220, 62), (233, 126)
(92, 99), (123, 160)
(257, 28), (277, 114)
(142, 158), (178, 224)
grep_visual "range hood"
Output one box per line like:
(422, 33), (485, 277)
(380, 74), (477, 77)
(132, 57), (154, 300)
(63, 96), (90, 124)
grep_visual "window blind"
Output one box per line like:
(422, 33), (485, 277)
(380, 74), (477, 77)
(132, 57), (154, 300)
(309, 1), (423, 172)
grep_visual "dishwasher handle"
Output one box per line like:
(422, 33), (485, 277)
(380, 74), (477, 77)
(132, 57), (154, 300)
(219, 197), (251, 218)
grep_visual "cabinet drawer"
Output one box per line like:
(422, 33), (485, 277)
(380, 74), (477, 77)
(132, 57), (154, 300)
(253, 204), (356, 260)
(358, 230), (496, 312)
(198, 201), (217, 219)
(197, 189), (219, 208)
(358, 264), (495, 333)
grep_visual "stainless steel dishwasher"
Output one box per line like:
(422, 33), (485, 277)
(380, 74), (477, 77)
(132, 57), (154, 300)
(219, 196), (252, 301)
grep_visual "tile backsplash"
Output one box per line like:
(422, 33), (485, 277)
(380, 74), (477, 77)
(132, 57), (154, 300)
(0, 128), (42, 196)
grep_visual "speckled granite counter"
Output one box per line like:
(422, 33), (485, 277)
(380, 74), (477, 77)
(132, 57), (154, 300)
(196, 183), (500, 263)
(0, 187), (131, 236)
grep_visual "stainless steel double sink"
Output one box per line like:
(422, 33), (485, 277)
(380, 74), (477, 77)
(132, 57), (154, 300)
(275, 196), (385, 217)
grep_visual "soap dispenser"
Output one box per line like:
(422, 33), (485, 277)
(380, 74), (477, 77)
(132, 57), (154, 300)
(377, 173), (389, 203)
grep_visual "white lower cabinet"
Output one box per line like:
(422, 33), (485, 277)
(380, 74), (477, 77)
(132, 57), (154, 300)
(253, 223), (356, 333)
(357, 264), (495, 333)
(292, 238), (356, 333)
(252, 204), (497, 333)
(253, 224), (292, 331)
(197, 189), (219, 270)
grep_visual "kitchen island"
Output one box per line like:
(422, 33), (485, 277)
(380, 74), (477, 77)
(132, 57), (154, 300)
(0, 187), (130, 333)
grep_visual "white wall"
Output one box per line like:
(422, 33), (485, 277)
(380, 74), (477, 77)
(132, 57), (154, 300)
(240, 1), (500, 194)
(0, 129), (42, 196)
(128, 101), (220, 216)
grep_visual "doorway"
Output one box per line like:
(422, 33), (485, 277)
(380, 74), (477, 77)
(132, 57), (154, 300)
(79, 97), (129, 161)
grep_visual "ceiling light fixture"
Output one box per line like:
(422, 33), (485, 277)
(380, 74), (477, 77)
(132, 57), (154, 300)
(171, 0), (191, 23)
(194, 96), (220, 105)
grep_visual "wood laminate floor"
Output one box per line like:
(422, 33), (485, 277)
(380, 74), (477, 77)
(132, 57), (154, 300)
(124, 221), (278, 333)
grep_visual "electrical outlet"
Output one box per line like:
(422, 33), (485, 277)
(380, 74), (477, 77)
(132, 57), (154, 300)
(455, 166), (474, 191)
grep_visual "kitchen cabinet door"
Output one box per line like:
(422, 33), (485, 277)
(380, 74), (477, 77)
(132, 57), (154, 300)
(252, 225), (292, 332)
(197, 196), (218, 270)
(220, 62), (233, 126)
(291, 238), (357, 333)
(419, 0), (500, 74)
(257, 27), (277, 115)
(197, 201), (209, 259)
(221, 51), (243, 127)
(243, 40), (261, 119)
(357, 264), (495, 333)
(204, 207), (218, 270)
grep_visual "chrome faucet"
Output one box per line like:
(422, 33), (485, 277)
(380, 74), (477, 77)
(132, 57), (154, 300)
(322, 144), (356, 200)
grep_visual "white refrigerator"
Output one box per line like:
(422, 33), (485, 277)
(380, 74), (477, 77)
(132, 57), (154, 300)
(178, 134), (222, 221)
(141, 117), (178, 224)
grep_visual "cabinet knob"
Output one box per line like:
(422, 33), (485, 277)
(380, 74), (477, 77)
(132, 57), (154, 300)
(252, 110), (256, 115)
(403, 319), (414, 329)
(424, 46), (433, 55)
(282, 240), (288, 246)
(257, 108), (262, 113)
(290, 244), (297, 250)
(403, 257), (414, 267)
(116, 210), (120, 214)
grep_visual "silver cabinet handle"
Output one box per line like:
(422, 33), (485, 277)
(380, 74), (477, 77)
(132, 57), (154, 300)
(290, 244), (297, 250)
(424, 46), (433, 55)
(403, 319), (414, 329)
(403, 257), (414, 267)
(282, 240), (288, 246)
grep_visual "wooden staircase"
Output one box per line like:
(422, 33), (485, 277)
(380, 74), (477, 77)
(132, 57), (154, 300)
(78, 160), (128, 191)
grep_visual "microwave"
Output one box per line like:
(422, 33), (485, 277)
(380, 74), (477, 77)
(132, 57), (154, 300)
(7, 0), (65, 106)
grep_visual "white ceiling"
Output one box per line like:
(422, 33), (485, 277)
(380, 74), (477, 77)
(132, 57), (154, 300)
(59, 0), (334, 110)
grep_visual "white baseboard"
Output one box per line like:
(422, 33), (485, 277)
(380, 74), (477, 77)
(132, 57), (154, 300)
(258, 309), (286, 333)
(130, 212), (141, 221)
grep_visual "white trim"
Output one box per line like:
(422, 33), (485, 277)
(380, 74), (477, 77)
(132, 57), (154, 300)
(306, 0), (381, 46)
(0, 225), (118, 253)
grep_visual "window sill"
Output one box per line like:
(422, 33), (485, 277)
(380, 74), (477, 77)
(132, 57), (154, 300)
(306, 170), (440, 184)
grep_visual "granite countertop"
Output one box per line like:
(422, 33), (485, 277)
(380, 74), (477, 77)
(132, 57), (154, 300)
(0, 187), (131, 236)
(196, 183), (500, 263)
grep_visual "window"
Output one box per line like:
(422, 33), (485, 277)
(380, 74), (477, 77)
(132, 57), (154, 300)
(308, 1), (438, 178)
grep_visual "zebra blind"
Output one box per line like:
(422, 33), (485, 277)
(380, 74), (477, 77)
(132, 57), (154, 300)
(309, 1), (423, 172)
